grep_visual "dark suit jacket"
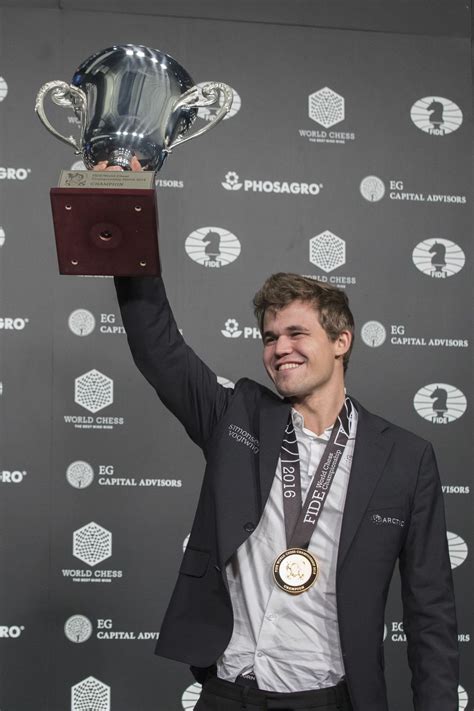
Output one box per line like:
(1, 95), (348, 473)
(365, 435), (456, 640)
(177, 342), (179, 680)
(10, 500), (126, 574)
(115, 275), (459, 711)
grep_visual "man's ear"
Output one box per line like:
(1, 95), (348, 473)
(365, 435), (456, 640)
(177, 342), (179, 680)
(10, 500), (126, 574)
(334, 330), (352, 357)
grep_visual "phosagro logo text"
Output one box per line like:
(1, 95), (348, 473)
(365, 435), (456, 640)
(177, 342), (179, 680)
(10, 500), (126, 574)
(0, 167), (31, 180)
(0, 625), (25, 638)
(222, 171), (322, 196)
(0, 317), (29, 330)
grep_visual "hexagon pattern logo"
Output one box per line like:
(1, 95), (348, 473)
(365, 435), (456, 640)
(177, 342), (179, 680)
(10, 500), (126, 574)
(73, 522), (112, 566)
(308, 87), (344, 128)
(71, 676), (110, 711)
(68, 309), (96, 336)
(361, 321), (387, 348)
(64, 614), (93, 643)
(66, 461), (94, 489)
(182, 682), (202, 710)
(309, 231), (345, 273)
(75, 369), (113, 413)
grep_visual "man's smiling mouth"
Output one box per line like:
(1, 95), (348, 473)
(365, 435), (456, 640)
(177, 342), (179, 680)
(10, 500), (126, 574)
(277, 362), (304, 371)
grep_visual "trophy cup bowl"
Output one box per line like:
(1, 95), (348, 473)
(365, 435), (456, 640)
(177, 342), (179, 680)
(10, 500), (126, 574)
(35, 44), (233, 275)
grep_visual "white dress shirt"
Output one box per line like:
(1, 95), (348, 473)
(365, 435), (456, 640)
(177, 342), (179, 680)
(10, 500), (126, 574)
(217, 406), (358, 692)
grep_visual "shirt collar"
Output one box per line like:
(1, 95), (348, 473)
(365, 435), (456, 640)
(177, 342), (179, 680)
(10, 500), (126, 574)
(291, 408), (333, 440)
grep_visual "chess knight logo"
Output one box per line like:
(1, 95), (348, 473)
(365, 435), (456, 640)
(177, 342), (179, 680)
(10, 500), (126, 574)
(410, 96), (463, 136)
(412, 239), (465, 279)
(413, 384), (467, 424)
(185, 226), (241, 268)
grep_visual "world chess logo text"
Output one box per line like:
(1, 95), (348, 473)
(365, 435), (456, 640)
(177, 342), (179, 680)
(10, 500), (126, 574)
(62, 522), (123, 584)
(300, 87), (355, 145)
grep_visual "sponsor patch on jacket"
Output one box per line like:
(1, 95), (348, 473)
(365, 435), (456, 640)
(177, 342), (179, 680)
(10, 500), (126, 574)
(228, 424), (260, 454)
(370, 513), (405, 528)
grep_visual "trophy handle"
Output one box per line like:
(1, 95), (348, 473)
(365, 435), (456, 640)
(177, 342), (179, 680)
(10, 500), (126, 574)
(166, 82), (233, 152)
(35, 80), (87, 154)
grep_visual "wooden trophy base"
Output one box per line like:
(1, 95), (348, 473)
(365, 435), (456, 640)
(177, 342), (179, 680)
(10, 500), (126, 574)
(50, 171), (160, 276)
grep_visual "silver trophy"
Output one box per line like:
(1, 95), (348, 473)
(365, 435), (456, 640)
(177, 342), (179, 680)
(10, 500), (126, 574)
(35, 44), (233, 275)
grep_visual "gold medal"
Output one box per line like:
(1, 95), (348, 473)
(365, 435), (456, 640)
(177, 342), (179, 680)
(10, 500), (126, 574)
(273, 547), (319, 595)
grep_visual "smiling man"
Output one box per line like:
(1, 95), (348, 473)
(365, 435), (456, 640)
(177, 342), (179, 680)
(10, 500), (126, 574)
(115, 270), (458, 711)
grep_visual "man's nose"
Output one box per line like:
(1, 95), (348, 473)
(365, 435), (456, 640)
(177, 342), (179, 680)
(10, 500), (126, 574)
(275, 335), (292, 355)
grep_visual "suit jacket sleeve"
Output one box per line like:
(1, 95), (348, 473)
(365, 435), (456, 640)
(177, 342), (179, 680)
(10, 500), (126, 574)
(114, 275), (233, 450)
(399, 442), (459, 711)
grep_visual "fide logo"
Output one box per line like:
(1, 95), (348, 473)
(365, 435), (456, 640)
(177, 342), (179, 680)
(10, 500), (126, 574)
(361, 322), (387, 348)
(410, 97), (463, 136)
(413, 384), (467, 424)
(308, 87), (344, 128)
(75, 370), (113, 413)
(360, 176), (385, 202)
(0, 77), (8, 102)
(458, 685), (468, 710)
(412, 239), (465, 279)
(64, 614), (93, 643)
(73, 523), (112, 566)
(66, 461), (94, 489)
(309, 231), (345, 273)
(182, 682), (202, 710)
(68, 309), (96, 336)
(447, 532), (468, 570)
(71, 676), (110, 711)
(197, 84), (241, 121)
(185, 227), (241, 268)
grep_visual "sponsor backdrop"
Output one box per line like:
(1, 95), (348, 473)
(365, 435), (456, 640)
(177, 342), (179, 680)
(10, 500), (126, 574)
(0, 6), (471, 711)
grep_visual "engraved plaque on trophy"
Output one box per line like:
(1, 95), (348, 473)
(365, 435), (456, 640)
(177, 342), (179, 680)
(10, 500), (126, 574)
(35, 44), (233, 275)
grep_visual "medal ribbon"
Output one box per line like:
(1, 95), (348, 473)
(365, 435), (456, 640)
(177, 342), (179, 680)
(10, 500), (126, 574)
(280, 398), (353, 549)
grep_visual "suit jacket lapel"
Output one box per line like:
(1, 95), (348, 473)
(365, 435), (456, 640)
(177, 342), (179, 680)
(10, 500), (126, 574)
(337, 399), (394, 572)
(258, 395), (291, 515)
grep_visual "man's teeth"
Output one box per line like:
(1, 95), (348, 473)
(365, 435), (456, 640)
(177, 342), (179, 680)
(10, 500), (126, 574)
(279, 363), (301, 371)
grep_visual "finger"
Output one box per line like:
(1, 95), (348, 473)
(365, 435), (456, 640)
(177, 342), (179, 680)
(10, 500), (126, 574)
(130, 156), (143, 172)
(105, 165), (124, 171)
(93, 161), (108, 171)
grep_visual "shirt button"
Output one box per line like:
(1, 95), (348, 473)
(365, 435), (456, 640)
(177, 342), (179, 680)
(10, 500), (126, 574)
(256, 652), (264, 658)
(244, 522), (255, 533)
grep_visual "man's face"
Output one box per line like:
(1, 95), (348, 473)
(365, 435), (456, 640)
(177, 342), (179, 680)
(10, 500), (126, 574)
(262, 300), (347, 402)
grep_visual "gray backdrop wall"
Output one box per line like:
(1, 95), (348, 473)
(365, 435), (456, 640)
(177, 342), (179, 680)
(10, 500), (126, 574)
(0, 4), (471, 710)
